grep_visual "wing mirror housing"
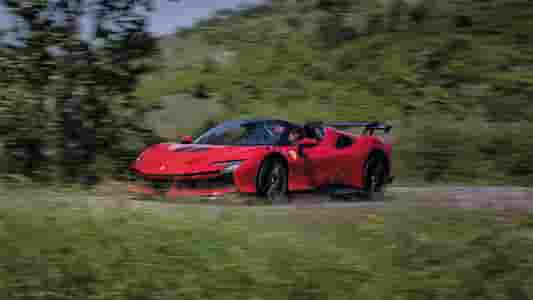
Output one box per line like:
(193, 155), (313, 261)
(181, 135), (193, 144)
(297, 138), (318, 157)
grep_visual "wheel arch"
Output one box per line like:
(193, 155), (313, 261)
(363, 149), (390, 184)
(255, 152), (289, 196)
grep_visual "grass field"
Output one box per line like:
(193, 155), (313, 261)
(1, 183), (532, 300)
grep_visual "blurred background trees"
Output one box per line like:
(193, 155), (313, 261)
(0, 0), (163, 184)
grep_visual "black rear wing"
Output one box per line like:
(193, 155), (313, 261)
(307, 121), (392, 135)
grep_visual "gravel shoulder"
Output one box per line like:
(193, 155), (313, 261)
(91, 182), (533, 213)
(391, 186), (533, 213)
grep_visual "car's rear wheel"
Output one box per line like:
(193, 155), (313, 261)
(257, 158), (289, 204)
(363, 156), (387, 201)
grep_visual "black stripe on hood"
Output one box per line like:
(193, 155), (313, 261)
(187, 147), (210, 152)
(172, 146), (210, 152)
(172, 146), (194, 152)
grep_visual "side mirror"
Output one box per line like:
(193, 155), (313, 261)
(181, 135), (193, 144)
(297, 138), (318, 157)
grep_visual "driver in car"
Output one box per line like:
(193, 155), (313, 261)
(288, 127), (305, 144)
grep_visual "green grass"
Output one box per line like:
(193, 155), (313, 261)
(0, 185), (532, 299)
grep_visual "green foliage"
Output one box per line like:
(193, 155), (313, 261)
(131, 0), (533, 185)
(0, 0), (168, 182)
(394, 120), (533, 185)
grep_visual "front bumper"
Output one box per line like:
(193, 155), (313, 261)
(128, 171), (239, 199)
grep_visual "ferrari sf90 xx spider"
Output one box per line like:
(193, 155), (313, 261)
(128, 119), (394, 202)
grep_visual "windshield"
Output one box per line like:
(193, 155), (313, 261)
(193, 120), (291, 146)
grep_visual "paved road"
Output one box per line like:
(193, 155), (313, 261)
(147, 186), (533, 212)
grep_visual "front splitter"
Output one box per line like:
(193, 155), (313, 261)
(128, 183), (239, 201)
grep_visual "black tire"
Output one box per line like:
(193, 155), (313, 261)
(257, 158), (289, 204)
(362, 156), (387, 201)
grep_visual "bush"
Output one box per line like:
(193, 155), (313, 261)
(410, 122), (465, 182)
(395, 119), (533, 185)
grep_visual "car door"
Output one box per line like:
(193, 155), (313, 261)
(283, 129), (331, 190)
(288, 128), (344, 189)
(301, 139), (338, 187)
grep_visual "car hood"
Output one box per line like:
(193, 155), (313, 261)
(130, 143), (266, 176)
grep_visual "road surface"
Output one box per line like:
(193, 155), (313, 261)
(93, 183), (533, 214)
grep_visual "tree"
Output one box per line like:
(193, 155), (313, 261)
(0, 0), (174, 183)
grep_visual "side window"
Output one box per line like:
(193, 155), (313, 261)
(336, 135), (353, 149)
(304, 125), (325, 140)
(314, 127), (325, 140)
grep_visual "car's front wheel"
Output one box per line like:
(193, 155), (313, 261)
(257, 158), (289, 204)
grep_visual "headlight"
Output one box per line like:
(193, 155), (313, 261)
(136, 151), (146, 162)
(211, 160), (246, 174)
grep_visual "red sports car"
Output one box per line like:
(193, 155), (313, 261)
(128, 119), (394, 202)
